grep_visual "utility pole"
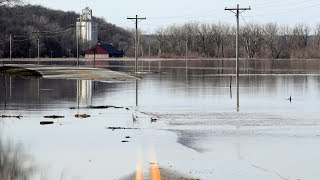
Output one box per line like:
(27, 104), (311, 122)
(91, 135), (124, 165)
(127, 15), (146, 74)
(76, 14), (82, 67)
(37, 36), (40, 65)
(9, 34), (12, 63)
(225, 4), (251, 111)
(93, 46), (96, 68)
(76, 31), (79, 66)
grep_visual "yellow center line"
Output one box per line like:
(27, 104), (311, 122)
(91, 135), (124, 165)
(150, 163), (161, 180)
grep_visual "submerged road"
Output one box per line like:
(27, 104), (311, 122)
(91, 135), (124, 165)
(1, 64), (137, 81)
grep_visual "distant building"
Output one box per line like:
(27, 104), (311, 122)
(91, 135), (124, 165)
(85, 43), (125, 59)
(76, 7), (98, 46)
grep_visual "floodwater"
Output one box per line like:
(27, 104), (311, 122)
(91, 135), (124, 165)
(1, 70), (320, 180)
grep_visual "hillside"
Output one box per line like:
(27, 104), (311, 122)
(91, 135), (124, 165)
(0, 4), (132, 58)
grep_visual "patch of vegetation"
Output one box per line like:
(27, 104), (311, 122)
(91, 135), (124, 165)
(0, 66), (42, 78)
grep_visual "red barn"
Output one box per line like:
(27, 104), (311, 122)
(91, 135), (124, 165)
(85, 43), (124, 59)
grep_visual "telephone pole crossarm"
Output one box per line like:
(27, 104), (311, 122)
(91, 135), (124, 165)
(224, 7), (251, 11)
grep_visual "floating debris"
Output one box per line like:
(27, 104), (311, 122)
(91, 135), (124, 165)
(151, 117), (158, 123)
(70, 105), (124, 109)
(1, 115), (23, 119)
(132, 114), (138, 122)
(89, 105), (114, 109)
(125, 107), (130, 110)
(125, 136), (131, 139)
(75, 114), (91, 118)
(90, 105), (123, 109)
(121, 140), (129, 143)
(40, 121), (54, 125)
(114, 106), (123, 109)
(44, 115), (65, 119)
(106, 127), (139, 131)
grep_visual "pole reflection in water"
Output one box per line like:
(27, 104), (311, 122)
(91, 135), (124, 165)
(9, 76), (12, 99)
(135, 79), (138, 107)
(230, 84), (233, 99)
(3, 75), (7, 108)
(236, 74), (240, 112)
(133, 79), (139, 122)
(37, 78), (40, 104)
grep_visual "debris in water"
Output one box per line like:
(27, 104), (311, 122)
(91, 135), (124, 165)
(75, 114), (90, 118)
(40, 121), (54, 125)
(114, 106), (123, 109)
(125, 136), (131, 139)
(132, 114), (138, 122)
(121, 140), (129, 143)
(89, 105), (114, 109)
(286, 96), (292, 102)
(44, 115), (65, 119)
(125, 107), (130, 110)
(70, 105), (124, 109)
(1, 115), (23, 119)
(106, 127), (138, 131)
(89, 105), (123, 109)
(151, 117), (158, 123)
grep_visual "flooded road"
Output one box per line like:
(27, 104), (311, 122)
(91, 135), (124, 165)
(1, 71), (320, 180)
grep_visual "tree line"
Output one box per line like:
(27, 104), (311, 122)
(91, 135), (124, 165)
(0, 4), (132, 58)
(2, 3), (320, 60)
(137, 22), (320, 59)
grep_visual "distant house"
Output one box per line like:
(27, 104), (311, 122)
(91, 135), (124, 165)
(85, 43), (124, 59)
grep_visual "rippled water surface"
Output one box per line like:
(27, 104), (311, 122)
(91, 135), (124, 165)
(1, 71), (320, 180)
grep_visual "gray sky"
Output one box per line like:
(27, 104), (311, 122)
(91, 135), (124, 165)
(27, 0), (320, 33)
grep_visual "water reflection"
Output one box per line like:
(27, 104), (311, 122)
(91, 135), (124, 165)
(237, 75), (239, 112)
(0, 71), (320, 180)
(135, 79), (138, 107)
(76, 80), (93, 107)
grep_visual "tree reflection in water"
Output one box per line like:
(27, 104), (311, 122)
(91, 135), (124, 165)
(0, 137), (34, 180)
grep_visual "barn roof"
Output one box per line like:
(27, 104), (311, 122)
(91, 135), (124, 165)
(85, 43), (124, 57)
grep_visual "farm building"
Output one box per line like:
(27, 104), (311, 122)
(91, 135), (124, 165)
(85, 43), (125, 59)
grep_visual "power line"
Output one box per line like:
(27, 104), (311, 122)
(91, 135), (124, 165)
(254, 0), (319, 9)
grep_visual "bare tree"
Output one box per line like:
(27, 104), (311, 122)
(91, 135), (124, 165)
(241, 23), (264, 58)
(194, 23), (215, 57)
(292, 24), (310, 48)
(314, 24), (320, 46)
(264, 23), (285, 59)
(211, 22), (232, 58)
(182, 22), (199, 57)
(166, 24), (185, 57)
(154, 27), (167, 57)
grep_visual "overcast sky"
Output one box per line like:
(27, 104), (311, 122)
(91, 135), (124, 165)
(27, 0), (320, 33)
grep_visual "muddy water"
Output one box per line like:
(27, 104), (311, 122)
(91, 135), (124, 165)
(1, 71), (320, 180)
